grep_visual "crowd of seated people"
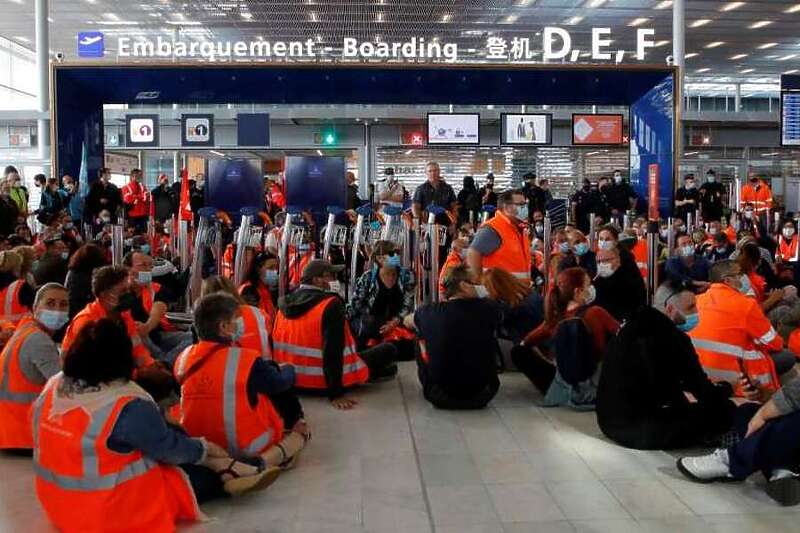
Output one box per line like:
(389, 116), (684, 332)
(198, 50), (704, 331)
(6, 164), (800, 533)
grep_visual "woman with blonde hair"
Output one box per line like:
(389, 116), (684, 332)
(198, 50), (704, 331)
(482, 267), (544, 345)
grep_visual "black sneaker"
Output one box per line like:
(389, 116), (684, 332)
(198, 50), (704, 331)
(766, 470), (800, 506)
(368, 363), (398, 383)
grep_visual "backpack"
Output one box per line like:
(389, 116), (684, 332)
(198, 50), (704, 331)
(552, 307), (596, 386)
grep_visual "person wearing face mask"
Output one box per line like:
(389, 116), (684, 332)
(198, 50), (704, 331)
(532, 211), (545, 240)
(665, 235), (711, 292)
(738, 202), (767, 243)
(273, 260), (398, 410)
(5, 167), (28, 218)
(175, 292), (309, 476)
(33, 235), (70, 287)
(467, 190), (532, 284)
(438, 238), (468, 299)
(674, 174), (699, 224)
(605, 170), (638, 223)
(740, 170), (773, 221)
(706, 232), (735, 263)
(514, 267), (618, 409)
(151, 173), (178, 223)
(377, 168), (408, 211)
(347, 241), (416, 357)
(699, 169), (724, 221)
(597, 281), (737, 450)
(121, 168), (150, 233)
(593, 247), (647, 322)
(404, 265), (502, 409)
(60, 174), (84, 228)
(558, 230), (597, 278)
(86, 167), (122, 225)
(0, 283), (69, 450)
(0, 250), (33, 326)
(689, 260), (790, 401)
(239, 251), (278, 326)
(776, 221), (799, 265)
(287, 231), (316, 290)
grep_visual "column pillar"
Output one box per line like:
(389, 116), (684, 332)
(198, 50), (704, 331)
(735, 83), (742, 112)
(673, 0), (685, 112)
(35, 0), (50, 163)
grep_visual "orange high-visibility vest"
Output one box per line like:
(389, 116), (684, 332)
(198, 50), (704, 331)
(222, 244), (234, 279)
(740, 180), (773, 213)
(789, 329), (800, 356)
(238, 281), (275, 327)
(272, 295), (369, 390)
(33, 375), (201, 533)
(140, 282), (176, 332)
(0, 280), (30, 326)
(632, 239), (648, 281)
(62, 300), (155, 369)
(480, 211), (531, 282)
(174, 342), (284, 458)
(438, 251), (463, 297)
(777, 236), (799, 262)
(238, 305), (272, 359)
(690, 283), (782, 396)
(0, 318), (47, 448)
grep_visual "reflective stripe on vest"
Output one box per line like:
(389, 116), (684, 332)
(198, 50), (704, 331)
(32, 394), (157, 491)
(222, 348), (273, 457)
(272, 342), (367, 379)
(0, 321), (40, 403)
(691, 338), (768, 361)
(246, 306), (270, 359)
(702, 367), (775, 387)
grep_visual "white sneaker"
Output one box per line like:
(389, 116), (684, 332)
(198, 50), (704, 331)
(677, 449), (734, 483)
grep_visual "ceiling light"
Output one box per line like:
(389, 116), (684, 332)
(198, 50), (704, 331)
(758, 42), (778, 49)
(241, 12), (252, 20)
(654, 40), (670, 47)
(7, 0), (23, 4)
(310, 12), (318, 22)
(749, 20), (772, 28)
(99, 21), (140, 25)
(376, 12), (383, 22)
(690, 19), (711, 27)
(730, 53), (748, 59)
(654, 1), (672, 9)
(720, 2), (745, 11)
(441, 14), (451, 23)
(778, 54), (797, 61)
(696, 68), (711, 73)
(740, 68), (754, 73)
(316, 150), (323, 156)
(315, 34), (321, 42)
(705, 41), (725, 48)
(516, 0), (534, 5)
(586, 0), (607, 6)
(13, 36), (29, 43)
(785, 69), (800, 74)
(103, 13), (120, 21)
(566, 16), (583, 25)
(685, 52), (699, 58)
(504, 14), (519, 23)
(209, 150), (226, 157)
(786, 4), (800, 13)
(628, 18), (649, 27)
(165, 20), (201, 25)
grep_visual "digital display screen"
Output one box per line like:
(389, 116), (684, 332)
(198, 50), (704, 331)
(501, 114), (552, 145)
(427, 113), (480, 145)
(572, 114), (624, 145)
(782, 92), (800, 146)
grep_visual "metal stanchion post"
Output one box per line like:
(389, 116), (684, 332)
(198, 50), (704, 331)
(322, 209), (337, 261)
(278, 214), (293, 303)
(234, 208), (257, 287)
(667, 217), (675, 257)
(588, 212), (597, 249)
(167, 216), (177, 259)
(178, 220), (190, 271)
(542, 216), (552, 295)
(623, 213), (631, 230)
(111, 224), (124, 266)
(646, 221), (659, 305)
(427, 211), (440, 304)
(686, 212), (693, 233)
(349, 207), (369, 300)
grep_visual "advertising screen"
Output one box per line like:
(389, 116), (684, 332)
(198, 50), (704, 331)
(427, 114), (480, 145)
(501, 114), (552, 145)
(206, 159), (264, 221)
(285, 156), (347, 224)
(572, 114), (624, 145)
(782, 92), (800, 146)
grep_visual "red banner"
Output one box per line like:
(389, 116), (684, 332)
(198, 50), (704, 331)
(648, 164), (659, 221)
(179, 168), (192, 221)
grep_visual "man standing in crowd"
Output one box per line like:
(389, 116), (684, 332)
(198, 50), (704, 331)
(61, 175), (84, 229)
(741, 169), (773, 224)
(467, 190), (531, 283)
(597, 281), (736, 450)
(121, 168), (149, 232)
(570, 179), (594, 234)
(87, 167), (122, 223)
(674, 174), (699, 224)
(479, 173), (497, 208)
(605, 170), (637, 222)
(376, 168), (406, 209)
(151, 174), (177, 223)
(4, 167), (28, 218)
(699, 169), (724, 221)
(412, 162), (457, 225)
(345, 171), (361, 210)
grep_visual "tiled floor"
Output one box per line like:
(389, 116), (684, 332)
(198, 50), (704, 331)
(2, 363), (798, 532)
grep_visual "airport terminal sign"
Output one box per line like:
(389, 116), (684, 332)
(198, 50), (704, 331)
(79, 28), (656, 64)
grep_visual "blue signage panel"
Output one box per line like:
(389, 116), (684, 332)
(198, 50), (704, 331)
(77, 32), (104, 58)
(285, 156), (346, 223)
(237, 114), (270, 147)
(206, 159), (264, 220)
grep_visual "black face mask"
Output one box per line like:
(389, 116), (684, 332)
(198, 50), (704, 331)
(115, 292), (139, 313)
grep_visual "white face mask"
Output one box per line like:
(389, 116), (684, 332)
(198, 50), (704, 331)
(473, 284), (489, 298)
(706, 175), (715, 183)
(679, 245), (695, 258)
(709, 228), (719, 236)
(583, 285), (596, 305)
(685, 182), (696, 190)
(744, 211), (753, 219)
(614, 175), (622, 183)
(597, 262), (615, 278)
(784, 228), (795, 238)
(328, 280), (341, 294)
(597, 240), (614, 251)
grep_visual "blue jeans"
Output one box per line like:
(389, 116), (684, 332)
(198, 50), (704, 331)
(728, 403), (800, 480)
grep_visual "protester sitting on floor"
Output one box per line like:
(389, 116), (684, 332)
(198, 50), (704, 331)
(594, 246), (647, 322)
(513, 267), (619, 410)
(0, 250), (34, 326)
(0, 283), (68, 451)
(175, 293), (308, 471)
(239, 251), (278, 327)
(596, 280), (737, 450)
(65, 243), (109, 319)
(705, 232), (734, 263)
(405, 265), (501, 410)
(33, 319), (277, 533)
(558, 230), (597, 278)
(346, 240), (416, 357)
(665, 234), (711, 292)
(482, 267), (543, 345)
(738, 241), (783, 311)
(273, 259), (398, 410)
(678, 376), (800, 506)
(201, 276), (273, 359)
(438, 238), (468, 298)
(689, 260), (795, 401)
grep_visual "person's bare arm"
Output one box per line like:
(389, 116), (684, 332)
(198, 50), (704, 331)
(412, 202), (422, 220)
(466, 248), (483, 282)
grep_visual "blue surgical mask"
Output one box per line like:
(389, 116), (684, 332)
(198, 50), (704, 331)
(370, 221), (382, 231)
(36, 309), (69, 332)
(516, 205), (529, 221)
(738, 274), (752, 295)
(140, 244), (151, 255)
(386, 254), (402, 268)
(677, 312), (699, 332)
(298, 243), (310, 252)
(558, 242), (570, 253)
(137, 271), (152, 285)
(574, 243), (589, 256)
(231, 317), (245, 342)
(60, 252), (69, 261)
(262, 269), (279, 286)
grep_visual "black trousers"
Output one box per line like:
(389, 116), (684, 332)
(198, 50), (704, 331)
(268, 389), (304, 429)
(416, 354), (499, 410)
(511, 345), (557, 395)
(729, 402), (800, 479)
(360, 342), (399, 380)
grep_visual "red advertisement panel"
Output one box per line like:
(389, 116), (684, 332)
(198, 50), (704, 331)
(648, 164), (659, 221)
(572, 114), (624, 145)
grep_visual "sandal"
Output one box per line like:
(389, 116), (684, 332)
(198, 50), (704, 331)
(217, 459), (281, 495)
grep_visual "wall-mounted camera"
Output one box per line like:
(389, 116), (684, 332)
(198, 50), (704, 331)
(54, 52), (65, 63)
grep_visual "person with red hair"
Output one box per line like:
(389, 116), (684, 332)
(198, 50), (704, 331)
(512, 267), (618, 409)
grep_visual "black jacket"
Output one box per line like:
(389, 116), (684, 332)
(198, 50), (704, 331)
(278, 286), (348, 400)
(593, 252), (646, 322)
(86, 181), (122, 220)
(151, 184), (178, 222)
(33, 253), (68, 286)
(597, 306), (732, 433)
